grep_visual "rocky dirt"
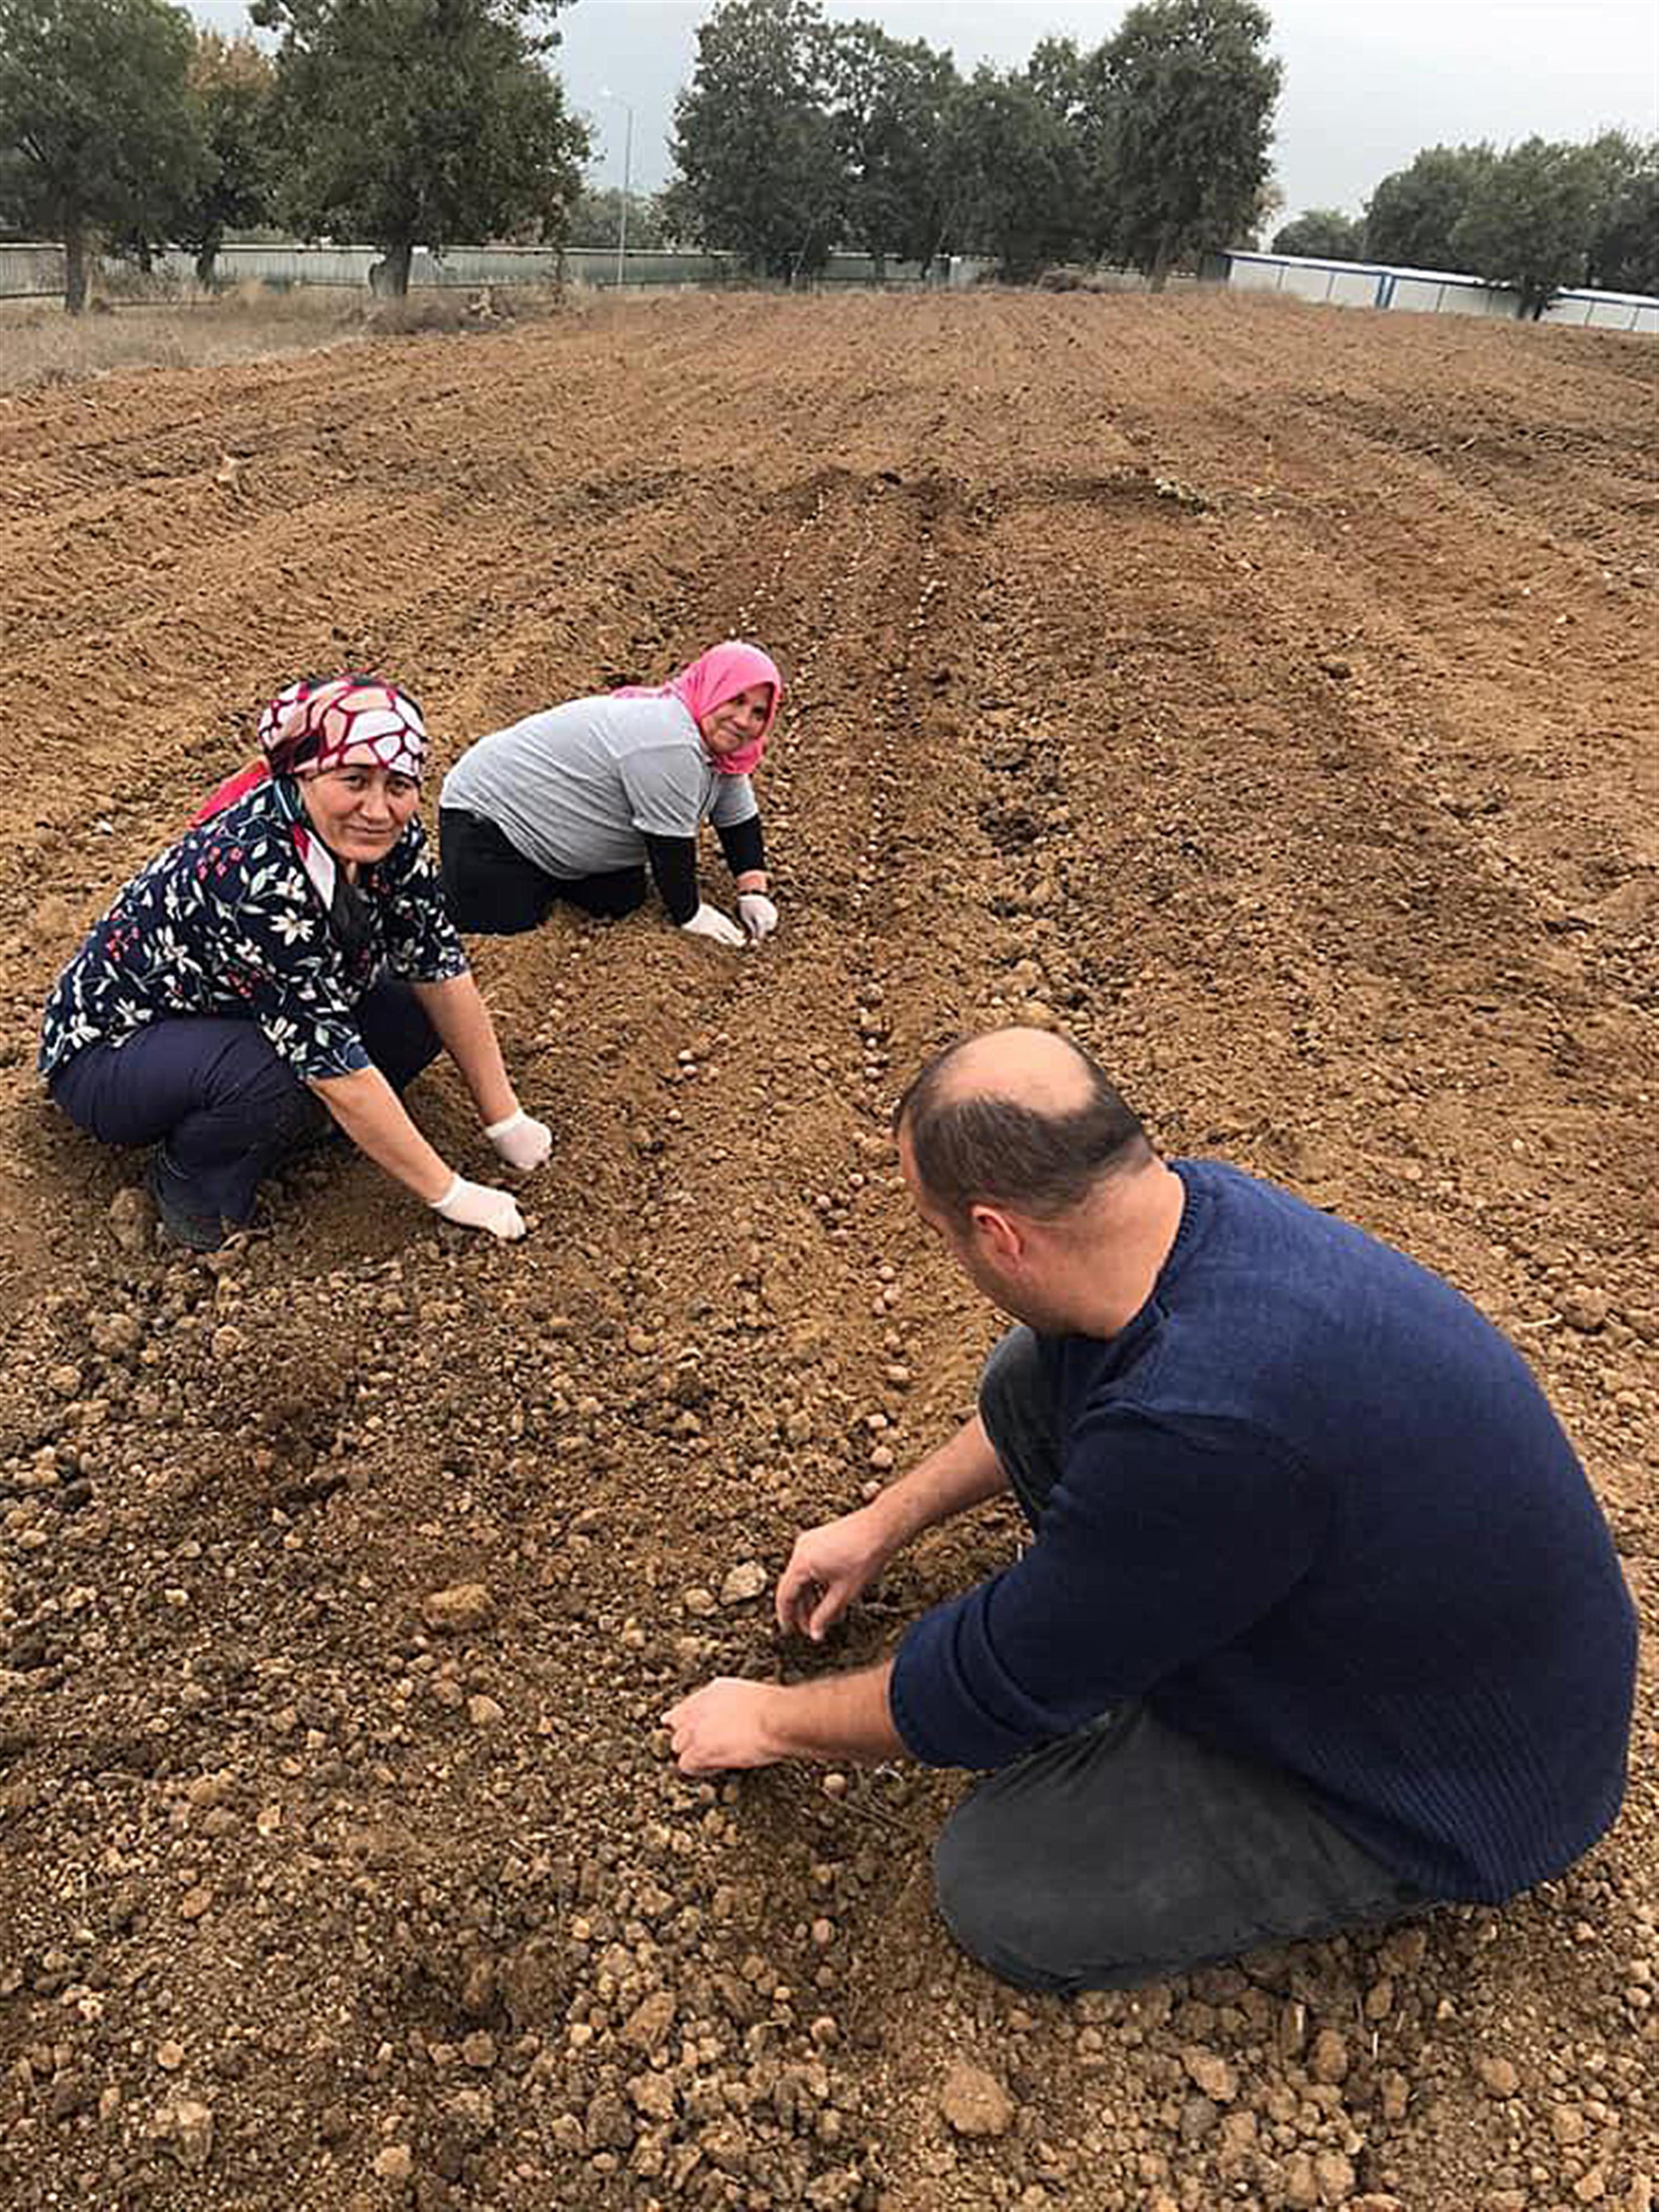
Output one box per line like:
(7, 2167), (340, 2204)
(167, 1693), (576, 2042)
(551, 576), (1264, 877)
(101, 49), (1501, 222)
(0, 289), (1654, 2211)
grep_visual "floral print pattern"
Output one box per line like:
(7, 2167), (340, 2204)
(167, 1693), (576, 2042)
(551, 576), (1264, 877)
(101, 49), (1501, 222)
(39, 775), (467, 1085)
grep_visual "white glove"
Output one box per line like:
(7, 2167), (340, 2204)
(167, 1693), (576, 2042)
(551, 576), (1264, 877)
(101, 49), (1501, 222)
(736, 891), (778, 942)
(681, 902), (746, 948)
(485, 1107), (553, 1172)
(432, 1175), (526, 1240)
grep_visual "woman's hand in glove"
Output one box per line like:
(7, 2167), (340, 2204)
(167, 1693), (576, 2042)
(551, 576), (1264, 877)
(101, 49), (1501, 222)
(432, 1175), (527, 1240)
(485, 1107), (553, 1172)
(681, 902), (746, 948)
(736, 891), (778, 942)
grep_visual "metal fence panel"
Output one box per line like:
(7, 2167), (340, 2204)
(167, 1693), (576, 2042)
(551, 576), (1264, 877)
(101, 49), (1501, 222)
(159, 245), (379, 287)
(2, 240), (956, 300)
(1548, 290), (1659, 334)
(564, 248), (946, 288)
(8, 234), (1652, 332)
(565, 246), (734, 288)
(0, 242), (64, 298)
(1224, 250), (1658, 336)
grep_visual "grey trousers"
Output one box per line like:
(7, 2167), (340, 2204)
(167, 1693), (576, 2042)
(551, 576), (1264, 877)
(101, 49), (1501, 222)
(931, 1328), (1428, 1993)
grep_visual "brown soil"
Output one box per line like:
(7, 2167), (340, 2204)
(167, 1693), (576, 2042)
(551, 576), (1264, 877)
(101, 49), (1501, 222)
(0, 290), (1655, 2212)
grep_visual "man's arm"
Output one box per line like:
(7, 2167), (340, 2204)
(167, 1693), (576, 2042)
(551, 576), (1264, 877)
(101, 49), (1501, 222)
(775, 1413), (1007, 1641)
(664, 1662), (900, 1775)
(664, 1416), (1010, 1775)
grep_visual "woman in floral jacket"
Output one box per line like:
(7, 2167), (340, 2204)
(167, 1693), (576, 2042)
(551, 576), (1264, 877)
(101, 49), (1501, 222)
(39, 676), (550, 1253)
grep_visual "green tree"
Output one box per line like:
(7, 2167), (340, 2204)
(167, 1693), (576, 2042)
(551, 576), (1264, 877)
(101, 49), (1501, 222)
(1097, 0), (1282, 286)
(1363, 143), (1492, 270)
(1584, 132), (1659, 295)
(1272, 207), (1363, 259)
(566, 185), (669, 253)
(936, 65), (1080, 281)
(0, 0), (205, 310)
(669, 0), (843, 280)
(177, 31), (276, 284)
(824, 20), (956, 277)
(1025, 33), (1113, 257)
(1449, 137), (1603, 317)
(252, 0), (588, 296)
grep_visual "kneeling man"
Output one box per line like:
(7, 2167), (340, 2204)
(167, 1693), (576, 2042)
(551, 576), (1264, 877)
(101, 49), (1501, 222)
(665, 1028), (1637, 1991)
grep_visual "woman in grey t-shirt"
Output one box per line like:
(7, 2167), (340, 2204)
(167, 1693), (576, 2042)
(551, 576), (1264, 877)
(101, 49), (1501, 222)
(439, 642), (784, 949)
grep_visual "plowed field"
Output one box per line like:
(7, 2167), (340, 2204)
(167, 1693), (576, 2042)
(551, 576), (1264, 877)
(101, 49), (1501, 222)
(1, 290), (1655, 2212)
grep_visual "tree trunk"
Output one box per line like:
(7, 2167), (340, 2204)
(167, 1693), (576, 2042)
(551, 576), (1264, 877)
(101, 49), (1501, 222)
(1148, 237), (1174, 293)
(371, 240), (414, 297)
(64, 217), (90, 315)
(195, 231), (222, 287)
(871, 250), (886, 286)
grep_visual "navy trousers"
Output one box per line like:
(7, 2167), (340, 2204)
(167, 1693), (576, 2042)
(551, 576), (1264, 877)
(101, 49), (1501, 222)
(50, 977), (440, 1227)
(930, 1328), (1429, 1991)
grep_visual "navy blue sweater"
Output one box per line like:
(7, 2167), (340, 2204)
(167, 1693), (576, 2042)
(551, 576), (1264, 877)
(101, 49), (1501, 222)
(890, 1161), (1637, 1902)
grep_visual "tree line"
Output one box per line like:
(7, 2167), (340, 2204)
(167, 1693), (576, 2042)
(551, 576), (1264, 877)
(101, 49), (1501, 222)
(0, 0), (588, 310)
(666, 6), (1658, 307)
(3, 0), (1653, 319)
(1273, 136), (1658, 314)
(665, 0), (1282, 286)
(1, 0), (1281, 310)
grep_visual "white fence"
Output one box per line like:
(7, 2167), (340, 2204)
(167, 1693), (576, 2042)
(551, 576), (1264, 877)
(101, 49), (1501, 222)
(162, 243), (586, 289)
(0, 239), (956, 300)
(9, 234), (1651, 331)
(0, 241), (63, 297)
(1220, 249), (1659, 336)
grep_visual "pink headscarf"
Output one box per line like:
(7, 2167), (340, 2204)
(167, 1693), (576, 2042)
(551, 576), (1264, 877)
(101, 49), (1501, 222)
(616, 641), (784, 777)
(191, 676), (427, 825)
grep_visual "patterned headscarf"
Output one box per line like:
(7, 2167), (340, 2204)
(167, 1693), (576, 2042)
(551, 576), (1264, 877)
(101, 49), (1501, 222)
(616, 641), (784, 777)
(258, 676), (427, 780)
(191, 675), (427, 826)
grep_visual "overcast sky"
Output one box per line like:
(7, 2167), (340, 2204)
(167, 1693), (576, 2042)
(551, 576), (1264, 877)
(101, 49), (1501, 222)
(198, 0), (1659, 219)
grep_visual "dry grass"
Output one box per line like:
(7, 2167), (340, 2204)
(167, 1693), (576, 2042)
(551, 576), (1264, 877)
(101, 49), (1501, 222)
(0, 279), (567, 395)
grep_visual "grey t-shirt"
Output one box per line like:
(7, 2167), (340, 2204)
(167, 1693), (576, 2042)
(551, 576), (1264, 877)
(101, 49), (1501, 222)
(440, 693), (758, 880)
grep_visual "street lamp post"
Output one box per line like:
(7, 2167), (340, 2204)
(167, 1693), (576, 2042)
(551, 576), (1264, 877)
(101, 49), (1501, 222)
(600, 88), (634, 289)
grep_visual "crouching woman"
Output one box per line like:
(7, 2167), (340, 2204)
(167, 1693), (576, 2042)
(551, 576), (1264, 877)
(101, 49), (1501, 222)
(438, 641), (785, 949)
(39, 676), (550, 1252)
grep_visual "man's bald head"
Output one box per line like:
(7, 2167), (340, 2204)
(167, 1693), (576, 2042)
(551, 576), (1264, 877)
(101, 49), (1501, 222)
(895, 1028), (1151, 1229)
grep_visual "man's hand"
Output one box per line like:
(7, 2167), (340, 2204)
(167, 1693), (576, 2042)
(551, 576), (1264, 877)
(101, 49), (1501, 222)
(664, 1663), (902, 1770)
(775, 1505), (896, 1642)
(662, 1678), (781, 1774)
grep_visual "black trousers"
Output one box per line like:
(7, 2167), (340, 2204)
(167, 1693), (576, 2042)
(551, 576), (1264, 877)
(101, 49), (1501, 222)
(438, 807), (647, 935)
(932, 1328), (1430, 1991)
